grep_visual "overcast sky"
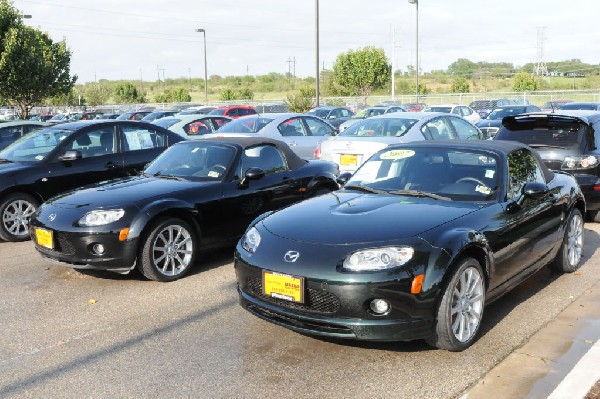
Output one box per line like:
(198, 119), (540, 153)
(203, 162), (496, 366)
(13, 0), (600, 84)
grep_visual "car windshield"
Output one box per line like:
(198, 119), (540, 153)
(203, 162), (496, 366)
(306, 109), (330, 118)
(427, 106), (452, 113)
(339, 117), (419, 137)
(216, 116), (274, 133)
(496, 118), (583, 148)
(487, 107), (528, 120)
(116, 113), (132, 120)
(469, 100), (494, 110)
(560, 103), (599, 110)
(209, 109), (227, 116)
(144, 142), (235, 180)
(0, 127), (75, 162)
(153, 117), (180, 129)
(345, 147), (500, 202)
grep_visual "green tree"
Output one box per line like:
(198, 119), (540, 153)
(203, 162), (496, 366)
(285, 87), (314, 112)
(332, 47), (391, 100)
(85, 83), (111, 106)
(448, 58), (477, 78)
(0, 0), (22, 55)
(512, 71), (539, 91)
(114, 82), (145, 103)
(237, 87), (254, 100)
(0, 25), (76, 118)
(450, 77), (470, 93)
(219, 88), (236, 101)
(170, 88), (191, 102)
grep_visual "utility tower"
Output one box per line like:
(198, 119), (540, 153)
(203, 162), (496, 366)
(534, 27), (549, 76)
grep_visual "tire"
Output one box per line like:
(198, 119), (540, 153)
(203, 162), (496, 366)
(0, 193), (39, 242)
(138, 217), (197, 282)
(550, 209), (584, 273)
(426, 257), (486, 351)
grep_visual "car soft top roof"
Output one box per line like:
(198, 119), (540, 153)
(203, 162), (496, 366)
(388, 139), (555, 183)
(184, 137), (307, 170)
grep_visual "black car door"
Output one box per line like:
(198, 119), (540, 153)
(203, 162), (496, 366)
(203, 144), (305, 247)
(38, 125), (124, 199)
(119, 123), (171, 175)
(489, 149), (563, 288)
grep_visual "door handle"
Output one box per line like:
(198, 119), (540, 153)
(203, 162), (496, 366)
(105, 162), (117, 169)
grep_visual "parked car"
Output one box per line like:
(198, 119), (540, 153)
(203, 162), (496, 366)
(476, 105), (541, 139)
(469, 99), (513, 119)
(305, 106), (354, 129)
(558, 102), (600, 111)
(117, 111), (153, 121)
(141, 110), (179, 122)
(338, 106), (405, 132)
(68, 112), (105, 121)
(28, 114), (54, 122)
(0, 121), (51, 151)
(541, 100), (573, 112)
(47, 113), (71, 124)
(316, 112), (482, 173)
(402, 102), (428, 112)
(234, 140), (585, 351)
(209, 105), (256, 119)
(494, 111), (600, 221)
(153, 115), (232, 136)
(424, 104), (481, 124)
(98, 113), (121, 120)
(0, 120), (185, 242)
(202, 113), (336, 159)
(178, 106), (216, 115)
(30, 138), (340, 281)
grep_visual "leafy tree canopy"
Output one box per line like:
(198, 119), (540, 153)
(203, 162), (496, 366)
(332, 46), (391, 99)
(114, 82), (145, 103)
(512, 71), (539, 91)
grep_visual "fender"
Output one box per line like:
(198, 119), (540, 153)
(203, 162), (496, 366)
(419, 228), (493, 297)
(127, 198), (198, 240)
(306, 174), (339, 192)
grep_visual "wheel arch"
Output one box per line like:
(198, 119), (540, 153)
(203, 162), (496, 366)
(129, 199), (201, 245)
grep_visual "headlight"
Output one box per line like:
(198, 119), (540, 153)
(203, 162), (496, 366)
(342, 246), (414, 271)
(562, 156), (598, 170)
(241, 227), (261, 253)
(78, 209), (125, 226)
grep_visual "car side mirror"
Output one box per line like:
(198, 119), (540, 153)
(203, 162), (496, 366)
(515, 181), (549, 207)
(337, 172), (352, 186)
(239, 167), (265, 188)
(59, 150), (82, 161)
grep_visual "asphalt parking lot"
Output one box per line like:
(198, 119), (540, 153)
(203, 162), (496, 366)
(1, 225), (599, 398)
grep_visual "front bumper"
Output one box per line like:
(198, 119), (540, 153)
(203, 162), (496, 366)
(30, 226), (139, 273)
(235, 255), (435, 342)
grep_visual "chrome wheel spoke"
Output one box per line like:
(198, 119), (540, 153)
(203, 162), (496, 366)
(151, 224), (193, 277)
(450, 266), (485, 343)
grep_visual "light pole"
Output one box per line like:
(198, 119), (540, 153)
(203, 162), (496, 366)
(408, 0), (419, 103)
(315, 0), (320, 107)
(195, 28), (208, 103)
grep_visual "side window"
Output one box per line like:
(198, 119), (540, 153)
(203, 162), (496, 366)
(212, 117), (230, 129)
(506, 149), (545, 200)
(239, 144), (287, 176)
(303, 117), (334, 136)
(340, 109), (351, 117)
(227, 108), (239, 117)
(451, 107), (461, 115)
(122, 126), (166, 152)
(278, 118), (307, 136)
(185, 120), (211, 135)
(67, 127), (116, 158)
(421, 118), (455, 140)
(449, 116), (480, 140)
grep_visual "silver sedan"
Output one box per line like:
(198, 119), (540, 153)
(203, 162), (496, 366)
(152, 115), (232, 137)
(201, 113), (336, 159)
(316, 112), (482, 173)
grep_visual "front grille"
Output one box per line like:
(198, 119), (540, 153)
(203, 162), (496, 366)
(54, 233), (76, 255)
(247, 277), (341, 314)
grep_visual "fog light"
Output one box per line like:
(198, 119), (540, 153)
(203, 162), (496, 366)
(369, 299), (390, 315)
(93, 244), (105, 255)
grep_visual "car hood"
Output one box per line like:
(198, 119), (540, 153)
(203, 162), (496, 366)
(48, 176), (215, 209)
(261, 191), (481, 245)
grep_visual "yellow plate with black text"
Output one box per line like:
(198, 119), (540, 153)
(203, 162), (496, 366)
(340, 154), (358, 166)
(263, 271), (304, 303)
(35, 228), (54, 249)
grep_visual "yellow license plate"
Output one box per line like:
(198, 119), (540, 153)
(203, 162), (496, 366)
(35, 228), (54, 249)
(263, 271), (304, 303)
(340, 154), (358, 166)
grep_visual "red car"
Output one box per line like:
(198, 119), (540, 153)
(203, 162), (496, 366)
(208, 105), (256, 119)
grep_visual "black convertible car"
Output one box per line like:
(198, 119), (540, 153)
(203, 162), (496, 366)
(0, 120), (185, 242)
(235, 141), (585, 351)
(30, 138), (339, 282)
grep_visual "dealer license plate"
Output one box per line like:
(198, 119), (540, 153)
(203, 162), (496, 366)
(35, 228), (54, 249)
(340, 154), (358, 166)
(263, 271), (304, 303)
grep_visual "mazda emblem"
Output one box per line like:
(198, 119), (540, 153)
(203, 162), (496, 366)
(284, 251), (300, 263)
(48, 213), (56, 222)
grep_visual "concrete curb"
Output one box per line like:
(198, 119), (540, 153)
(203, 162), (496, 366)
(548, 340), (600, 399)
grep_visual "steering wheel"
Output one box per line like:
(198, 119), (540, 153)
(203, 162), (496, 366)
(456, 177), (487, 187)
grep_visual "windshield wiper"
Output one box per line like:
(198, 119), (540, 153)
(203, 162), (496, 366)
(387, 190), (451, 201)
(150, 171), (187, 181)
(343, 184), (387, 194)
(528, 144), (567, 149)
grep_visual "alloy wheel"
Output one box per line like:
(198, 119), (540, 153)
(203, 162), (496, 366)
(3, 199), (36, 238)
(151, 225), (194, 277)
(566, 212), (584, 267)
(450, 266), (485, 343)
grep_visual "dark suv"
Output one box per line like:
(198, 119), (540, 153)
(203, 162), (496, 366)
(494, 111), (600, 220)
